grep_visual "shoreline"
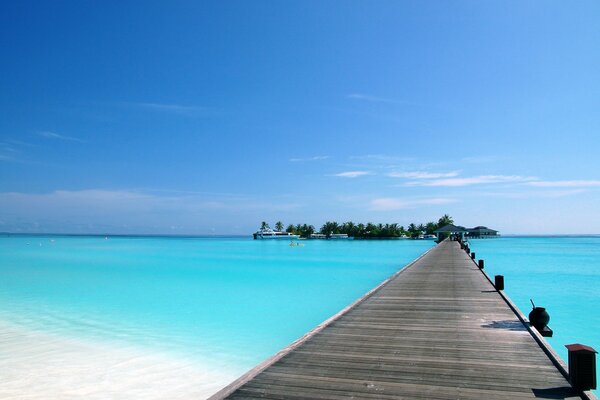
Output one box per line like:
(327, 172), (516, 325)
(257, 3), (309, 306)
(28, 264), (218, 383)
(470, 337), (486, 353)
(0, 320), (236, 399)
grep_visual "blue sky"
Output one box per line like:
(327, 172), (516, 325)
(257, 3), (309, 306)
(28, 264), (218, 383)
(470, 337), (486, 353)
(1, 1), (599, 234)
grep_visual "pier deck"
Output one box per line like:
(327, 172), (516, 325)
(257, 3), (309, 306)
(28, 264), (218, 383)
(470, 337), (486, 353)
(212, 240), (590, 399)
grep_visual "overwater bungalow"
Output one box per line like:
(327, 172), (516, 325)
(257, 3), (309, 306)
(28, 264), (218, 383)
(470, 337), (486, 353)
(433, 224), (499, 241)
(466, 225), (499, 238)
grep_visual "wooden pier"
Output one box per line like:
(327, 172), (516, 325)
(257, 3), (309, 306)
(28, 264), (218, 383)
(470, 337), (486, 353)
(211, 240), (595, 399)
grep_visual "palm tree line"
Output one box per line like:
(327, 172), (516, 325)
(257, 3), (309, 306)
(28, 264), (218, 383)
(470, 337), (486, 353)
(260, 215), (454, 239)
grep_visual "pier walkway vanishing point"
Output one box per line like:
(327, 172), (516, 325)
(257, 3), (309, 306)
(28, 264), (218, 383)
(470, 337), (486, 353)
(211, 240), (594, 400)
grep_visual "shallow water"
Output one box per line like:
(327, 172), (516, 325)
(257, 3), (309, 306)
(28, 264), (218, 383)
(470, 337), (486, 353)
(0, 235), (432, 398)
(1, 235), (598, 397)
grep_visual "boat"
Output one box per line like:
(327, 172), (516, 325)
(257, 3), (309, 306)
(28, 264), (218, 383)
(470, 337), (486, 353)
(424, 234), (437, 240)
(253, 228), (300, 240)
(329, 233), (351, 239)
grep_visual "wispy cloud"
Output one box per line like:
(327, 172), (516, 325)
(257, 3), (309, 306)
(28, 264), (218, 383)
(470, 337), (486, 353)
(290, 155), (330, 162)
(370, 197), (456, 211)
(528, 180), (600, 188)
(5, 139), (34, 147)
(37, 131), (84, 143)
(388, 171), (460, 179)
(125, 102), (211, 117)
(349, 154), (415, 163)
(407, 175), (537, 187)
(347, 93), (398, 104)
(0, 154), (16, 162)
(333, 171), (371, 178)
(461, 155), (498, 164)
(477, 189), (588, 199)
(0, 139), (35, 163)
(0, 189), (306, 233)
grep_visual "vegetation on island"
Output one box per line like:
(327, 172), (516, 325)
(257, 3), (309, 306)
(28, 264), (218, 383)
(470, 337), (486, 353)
(260, 214), (454, 239)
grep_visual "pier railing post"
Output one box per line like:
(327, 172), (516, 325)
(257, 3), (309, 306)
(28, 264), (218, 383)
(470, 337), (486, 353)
(565, 344), (597, 391)
(478, 259), (484, 269)
(494, 275), (504, 290)
(471, 252), (475, 260)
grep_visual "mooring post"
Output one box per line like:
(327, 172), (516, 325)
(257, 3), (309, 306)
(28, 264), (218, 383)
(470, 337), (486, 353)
(471, 252), (475, 260)
(494, 275), (504, 290)
(565, 344), (597, 391)
(478, 259), (484, 269)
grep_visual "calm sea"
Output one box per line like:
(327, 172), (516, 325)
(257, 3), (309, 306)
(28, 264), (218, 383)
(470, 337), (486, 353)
(1, 235), (598, 394)
(0, 235), (432, 377)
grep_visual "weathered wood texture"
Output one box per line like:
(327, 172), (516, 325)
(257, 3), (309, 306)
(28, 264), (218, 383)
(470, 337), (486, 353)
(213, 240), (587, 399)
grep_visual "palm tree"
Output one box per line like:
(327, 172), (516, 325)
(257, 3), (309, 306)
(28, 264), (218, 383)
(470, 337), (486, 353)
(437, 214), (454, 228)
(275, 221), (284, 232)
(342, 221), (355, 236)
(425, 222), (437, 234)
(260, 221), (270, 230)
(320, 221), (339, 236)
(357, 223), (366, 237)
(300, 224), (315, 237)
(365, 222), (378, 237)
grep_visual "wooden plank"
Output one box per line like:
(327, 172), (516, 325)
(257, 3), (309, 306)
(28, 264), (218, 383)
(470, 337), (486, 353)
(210, 240), (594, 400)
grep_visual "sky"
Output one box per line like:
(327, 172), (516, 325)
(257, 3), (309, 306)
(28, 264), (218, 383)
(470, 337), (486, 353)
(1, 1), (599, 235)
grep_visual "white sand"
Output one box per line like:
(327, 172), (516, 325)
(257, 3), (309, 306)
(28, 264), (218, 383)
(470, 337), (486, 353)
(0, 321), (238, 399)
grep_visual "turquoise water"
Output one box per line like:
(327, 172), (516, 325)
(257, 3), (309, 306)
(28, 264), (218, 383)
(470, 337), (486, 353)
(2, 235), (598, 383)
(468, 236), (600, 364)
(0, 235), (432, 375)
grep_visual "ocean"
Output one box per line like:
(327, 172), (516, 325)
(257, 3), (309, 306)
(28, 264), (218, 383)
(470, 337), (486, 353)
(0, 235), (432, 398)
(0, 235), (598, 398)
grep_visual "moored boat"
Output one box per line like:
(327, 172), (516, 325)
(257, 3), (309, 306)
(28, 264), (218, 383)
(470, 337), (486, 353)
(253, 228), (300, 240)
(329, 233), (351, 239)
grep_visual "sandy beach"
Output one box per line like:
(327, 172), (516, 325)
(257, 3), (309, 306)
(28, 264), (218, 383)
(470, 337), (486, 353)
(0, 321), (236, 400)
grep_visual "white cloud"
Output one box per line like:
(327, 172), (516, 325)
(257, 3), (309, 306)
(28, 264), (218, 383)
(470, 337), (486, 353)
(0, 189), (305, 233)
(127, 102), (210, 117)
(347, 93), (398, 103)
(370, 197), (456, 211)
(388, 171), (460, 179)
(37, 131), (83, 142)
(528, 180), (600, 188)
(477, 189), (587, 199)
(333, 171), (371, 178)
(407, 175), (537, 187)
(461, 155), (498, 164)
(289, 155), (330, 162)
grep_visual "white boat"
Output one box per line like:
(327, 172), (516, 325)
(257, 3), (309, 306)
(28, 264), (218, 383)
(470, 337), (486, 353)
(253, 228), (299, 240)
(424, 234), (437, 240)
(309, 233), (327, 239)
(329, 233), (351, 239)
